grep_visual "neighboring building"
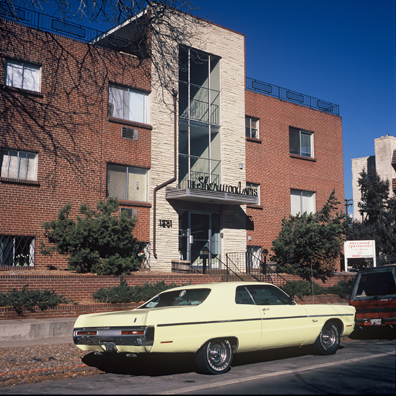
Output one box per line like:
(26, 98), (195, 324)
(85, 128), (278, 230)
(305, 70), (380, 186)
(352, 135), (396, 221)
(0, 6), (345, 272)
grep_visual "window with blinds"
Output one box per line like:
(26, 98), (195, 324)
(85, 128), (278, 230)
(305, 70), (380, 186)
(108, 84), (149, 124)
(5, 59), (41, 92)
(0, 148), (38, 181)
(290, 189), (315, 215)
(107, 163), (148, 202)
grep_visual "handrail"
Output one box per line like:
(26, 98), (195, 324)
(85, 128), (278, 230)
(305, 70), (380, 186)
(186, 249), (245, 281)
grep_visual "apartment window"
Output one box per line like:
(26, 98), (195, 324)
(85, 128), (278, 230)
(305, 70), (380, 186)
(108, 84), (149, 124)
(5, 59), (41, 92)
(291, 189), (315, 215)
(246, 117), (259, 138)
(0, 235), (35, 267)
(289, 127), (313, 157)
(0, 148), (38, 181)
(246, 182), (260, 204)
(107, 164), (148, 202)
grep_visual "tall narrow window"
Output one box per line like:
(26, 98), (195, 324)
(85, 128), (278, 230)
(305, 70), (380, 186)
(107, 164), (148, 202)
(108, 84), (149, 124)
(5, 60), (41, 92)
(246, 117), (259, 138)
(289, 127), (313, 157)
(0, 149), (37, 181)
(178, 46), (221, 189)
(290, 189), (315, 215)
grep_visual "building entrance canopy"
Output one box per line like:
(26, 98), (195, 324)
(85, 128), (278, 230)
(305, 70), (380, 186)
(166, 186), (258, 206)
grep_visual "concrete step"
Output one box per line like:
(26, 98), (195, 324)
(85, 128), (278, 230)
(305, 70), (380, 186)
(0, 317), (77, 345)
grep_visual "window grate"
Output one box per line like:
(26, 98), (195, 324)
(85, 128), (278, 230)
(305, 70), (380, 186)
(0, 235), (35, 267)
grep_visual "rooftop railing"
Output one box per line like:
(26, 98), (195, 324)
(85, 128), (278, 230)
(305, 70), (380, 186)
(246, 77), (339, 116)
(0, 5), (103, 43)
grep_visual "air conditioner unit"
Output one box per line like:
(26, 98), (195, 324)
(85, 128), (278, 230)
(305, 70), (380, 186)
(121, 126), (138, 141)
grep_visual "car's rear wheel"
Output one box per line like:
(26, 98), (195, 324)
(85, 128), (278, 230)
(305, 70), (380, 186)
(313, 321), (340, 355)
(195, 339), (233, 374)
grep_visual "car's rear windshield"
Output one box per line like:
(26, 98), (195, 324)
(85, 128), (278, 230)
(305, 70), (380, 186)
(138, 288), (211, 308)
(354, 271), (396, 298)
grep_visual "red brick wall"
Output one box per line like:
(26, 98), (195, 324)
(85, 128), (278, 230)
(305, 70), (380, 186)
(0, 21), (152, 268)
(245, 91), (344, 270)
(0, 272), (223, 302)
(0, 271), (354, 301)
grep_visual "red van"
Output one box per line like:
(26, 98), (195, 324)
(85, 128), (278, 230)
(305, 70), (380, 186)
(349, 265), (396, 328)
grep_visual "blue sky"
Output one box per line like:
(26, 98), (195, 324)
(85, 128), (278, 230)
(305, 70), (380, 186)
(191, 0), (396, 206)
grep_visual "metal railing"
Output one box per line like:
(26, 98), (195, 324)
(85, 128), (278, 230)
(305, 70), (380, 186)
(178, 250), (244, 281)
(179, 249), (293, 291)
(246, 77), (339, 116)
(226, 251), (292, 291)
(0, 5), (104, 43)
(179, 98), (220, 125)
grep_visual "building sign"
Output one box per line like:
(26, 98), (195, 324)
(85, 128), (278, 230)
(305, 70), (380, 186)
(159, 220), (172, 228)
(344, 240), (376, 270)
(189, 177), (257, 196)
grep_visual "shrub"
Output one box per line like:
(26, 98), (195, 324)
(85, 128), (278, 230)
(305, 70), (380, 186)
(93, 276), (188, 304)
(281, 279), (354, 299)
(282, 280), (324, 299)
(40, 197), (142, 275)
(0, 285), (76, 316)
(271, 190), (346, 282)
(324, 279), (355, 299)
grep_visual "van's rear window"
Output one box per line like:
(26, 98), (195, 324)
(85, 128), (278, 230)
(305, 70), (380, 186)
(356, 272), (396, 297)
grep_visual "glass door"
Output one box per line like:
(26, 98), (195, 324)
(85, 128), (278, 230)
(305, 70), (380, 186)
(190, 213), (210, 267)
(178, 212), (221, 269)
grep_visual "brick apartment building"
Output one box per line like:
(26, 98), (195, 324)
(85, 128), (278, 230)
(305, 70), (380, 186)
(0, 6), (345, 273)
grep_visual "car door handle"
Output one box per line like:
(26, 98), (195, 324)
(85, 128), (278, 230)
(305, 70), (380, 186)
(262, 308), (270, 311)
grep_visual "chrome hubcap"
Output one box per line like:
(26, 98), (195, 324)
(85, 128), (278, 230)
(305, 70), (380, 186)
(321, 326), (336, 348)
(207, 341), (228, 370)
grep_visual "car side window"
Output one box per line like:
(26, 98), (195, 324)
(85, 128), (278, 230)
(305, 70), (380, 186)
(246, 285), (291, 305)
(235, 286), (255, 305)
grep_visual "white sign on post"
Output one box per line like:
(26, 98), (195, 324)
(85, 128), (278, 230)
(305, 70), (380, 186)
(344, 240), (376, 271)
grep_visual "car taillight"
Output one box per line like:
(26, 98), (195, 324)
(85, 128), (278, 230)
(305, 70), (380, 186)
(77, 330), (97, 336)
(121, 330), (145, 335)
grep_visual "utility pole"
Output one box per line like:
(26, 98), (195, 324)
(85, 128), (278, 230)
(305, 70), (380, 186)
(345, 199), (353, 217)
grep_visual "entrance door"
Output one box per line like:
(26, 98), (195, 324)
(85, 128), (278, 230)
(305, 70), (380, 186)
(190, 213), (210, 265)
(178, 212), (221, 268)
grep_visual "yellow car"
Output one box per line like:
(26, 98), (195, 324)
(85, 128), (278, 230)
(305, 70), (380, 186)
(73, 282), (356, 374)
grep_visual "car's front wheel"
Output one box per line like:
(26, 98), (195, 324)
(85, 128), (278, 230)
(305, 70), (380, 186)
(195, 339), (233, 374)
(313, 321), (340, 355)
